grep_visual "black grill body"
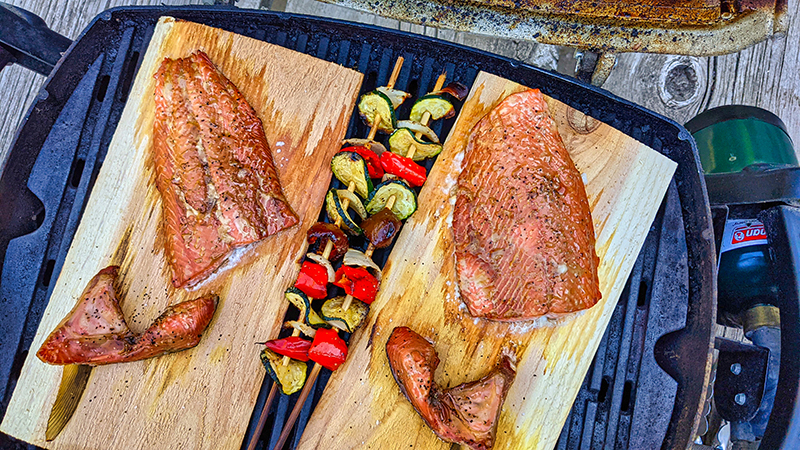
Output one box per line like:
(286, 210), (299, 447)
(0, 6), (715, 450)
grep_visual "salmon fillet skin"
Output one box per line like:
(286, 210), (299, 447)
(36, 266), (217, 366)
(153, 51), (298, 288)
(386, 327), (516, 450)
(453, 89), (601, 321)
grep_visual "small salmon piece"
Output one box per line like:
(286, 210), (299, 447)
(453, 89), (601, 321)
(125, 295), (217, 361)
(36, 267), (134, 365)
(386, 327), (516, 450)
(153, 51), (298, 288)
(36, 266), (216, 366)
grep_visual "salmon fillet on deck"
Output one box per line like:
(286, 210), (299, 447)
(153, 51), (298, 288)
(453, 89), (601, 321)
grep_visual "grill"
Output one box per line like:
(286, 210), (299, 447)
(0, 6), (715, 449)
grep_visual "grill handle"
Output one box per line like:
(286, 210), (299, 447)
(0, 2), (72, 76)
(759, 205), (800, 449)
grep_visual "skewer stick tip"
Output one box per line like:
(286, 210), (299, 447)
(272, 363), (324, 450)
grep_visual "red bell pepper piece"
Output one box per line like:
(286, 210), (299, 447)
(308, 328), (348, 371)
(264, 336), (312, 362)
(333, 265), (380, 305)
(341, 146), (384, 179)
(295, 261), (328, 299)
(380, 152), (426, 187)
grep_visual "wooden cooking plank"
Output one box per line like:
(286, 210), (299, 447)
(1, 17), (362, 449)
(298, 72), (676, 450)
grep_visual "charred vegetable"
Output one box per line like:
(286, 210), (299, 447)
(380, 152), (426, 187)
(294, 262), (329, 299)
(321, 296), (370, 333)
(376, 86), (411, 109)
(341, 146), (383, 179)
(358, 90), (396, 134)
(342, 249), (382, 281)
(333, 266), (380, 305)
(409, 94), (455, 123)
(285, 287), (327, 326)
(395, 120), (439, 144)
(264, 336), (312, 362)
(366, 180), (418, 220)
(307, 222), (348, 261)
(326, 190), (362, 235)
(336, 189), (368, 220)
(388, 128), (443, 161)
(309, 328), (348, 371)
(341, 138), (387, 156)
(285, 320), (317, 338)
(261, 348), (307, 395)
(331, 151), (373, 198)
(361, 208), (402, 248)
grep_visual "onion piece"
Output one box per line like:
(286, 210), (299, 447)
(381, 173), (400, 183)
(376, 87), (411, 109)
(432, 81), (469, 101)
(342, 138), (387, 156)
(343, 249), (382, 282)
(337, 189), (368, 219)
(396, 120), (439, 144)
(306, 253), (335, 282)
(284, 320), (317, 338)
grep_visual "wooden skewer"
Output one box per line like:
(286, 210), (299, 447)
(271, 56), (406, 450)
(246, 381), (279, 450)
(249, 177), (349, 449)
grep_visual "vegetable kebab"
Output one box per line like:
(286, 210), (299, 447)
(249, 55), (466, 450)
(244, 57), (407, 450)
(273, 65), (465, 450)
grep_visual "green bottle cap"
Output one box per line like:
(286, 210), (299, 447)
(685, 105), (796, 174)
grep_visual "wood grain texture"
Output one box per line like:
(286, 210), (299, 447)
(602, 0), (800, 159)
(1, 17), (362, 449)
(0, 0), (263, 172)
(297, 72), (676, 450)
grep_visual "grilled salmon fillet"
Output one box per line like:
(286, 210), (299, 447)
(453, 89), (601, 321)
(386, 327), (516, 450)
(37, 266), (217, 366)
(153, 51), (298, 288)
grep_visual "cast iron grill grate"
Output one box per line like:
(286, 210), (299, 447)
(0, 6), (714, 450)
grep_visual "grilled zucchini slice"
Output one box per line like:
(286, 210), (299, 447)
(285, 287), (311, 322)
(336, 189), (368, 220)
(326, 189), (362, 235)
(388, 128), (443, 161)
(260, 348), (307, 395)
(308, 308), (328, 328)
(366, 180), (417, 220)
(321, 296), (369, 333)
(409, 94), (455, 123)
(358, 91), (396, 134)
(331, 151), (373, 199)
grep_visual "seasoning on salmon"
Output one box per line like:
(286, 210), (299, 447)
(453, 89), (601, 321)
(36, 266), (216, 366)
(153, 51), (298, 288)
(386, 327), (516, 450)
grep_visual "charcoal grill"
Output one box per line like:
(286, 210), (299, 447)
(0, 4), (719, 449)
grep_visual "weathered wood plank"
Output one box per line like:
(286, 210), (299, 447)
(1, 17), (361, 449)
(297, 72), (676, 450)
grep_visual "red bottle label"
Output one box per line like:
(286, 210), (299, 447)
(721, 219), (769, 253)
